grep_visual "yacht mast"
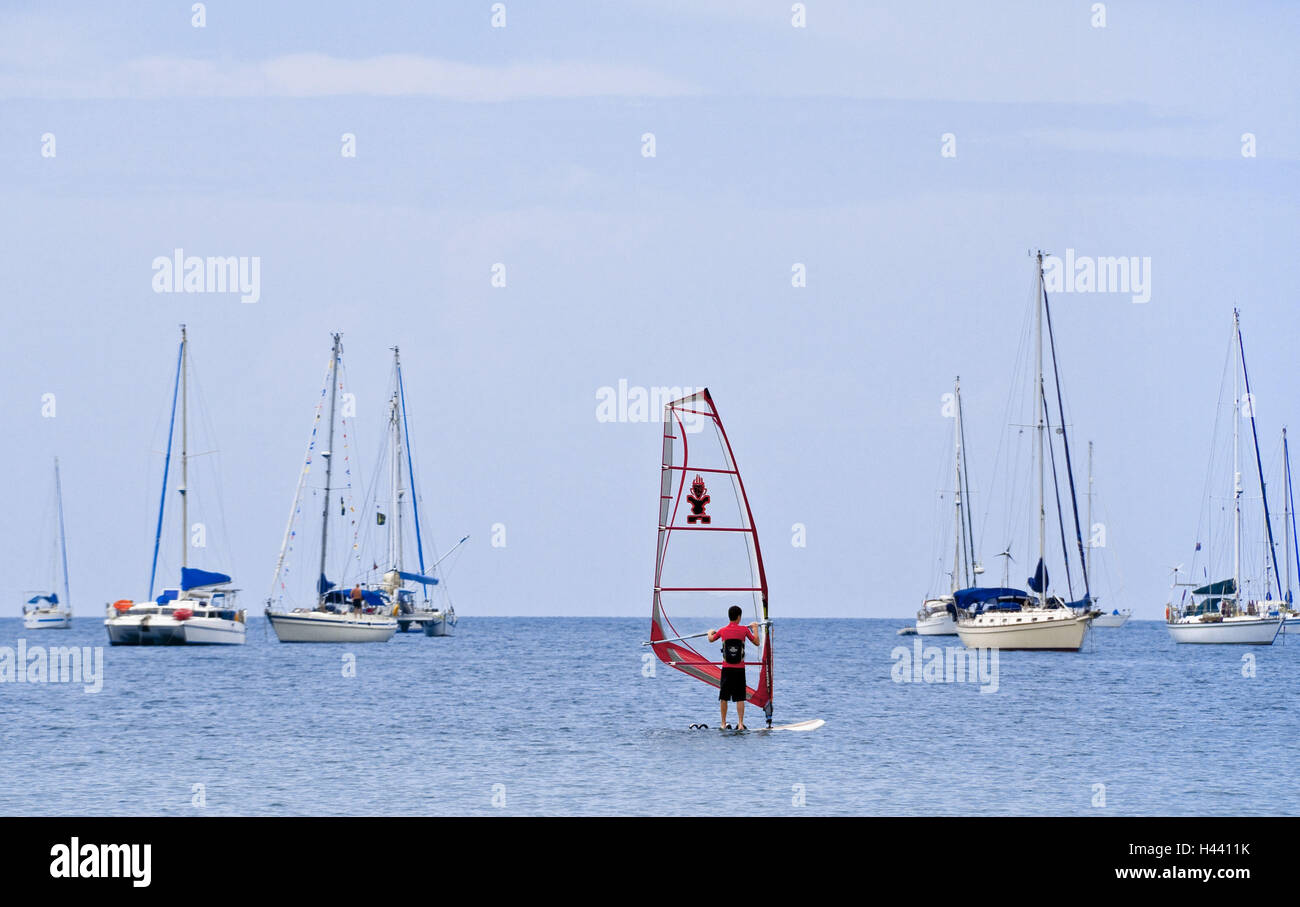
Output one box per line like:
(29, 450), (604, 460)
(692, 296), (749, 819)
(180, 324), (189, 577)
(1035, 252), (1046, 608)
(388, 351), (405, 575)
(318, 333), (341, 606)
(1286, 427), (1293, 605)
(952, 376), (964, 592)
(1233, 310), (1241, 611)
(1086, 441), (1093, 589)
(54, 457), (70, 610)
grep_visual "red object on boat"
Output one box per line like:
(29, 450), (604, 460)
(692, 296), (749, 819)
(173, 608), (193, 621)
(112, 600), (133, 612)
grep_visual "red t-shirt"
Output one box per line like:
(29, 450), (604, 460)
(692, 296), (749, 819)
(715, 622), (758, 665)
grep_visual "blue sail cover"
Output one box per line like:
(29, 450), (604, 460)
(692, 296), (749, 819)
(953, 587), (1029, 611)
(1028, 558), (1049, 593)
(1066, 594), (1093, 611)
(181, 567), (232, 590)
(26, 593), (58, 605)
(397, 571), (439, 586)
(318, 574), (336, 595)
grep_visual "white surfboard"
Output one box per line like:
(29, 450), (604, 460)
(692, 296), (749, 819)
(764, 718), (825, 732)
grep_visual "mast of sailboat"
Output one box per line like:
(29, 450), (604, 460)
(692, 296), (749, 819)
(952, 376), (964, 592)
(1035, 251), (1047, 608)
(148, 328), (184, 600)
(318, 333), (341, 606)
(388, 389), (403, 577)
(179, 325), (189, 586)
(1235, 309), (1284, 602)
(1279, 426), (1289, 602)
(54, 457), (70, 610)
(1233, 311), (1241, 610)
(395, 348), (433, 598)
(1086, 441), (1093, 589)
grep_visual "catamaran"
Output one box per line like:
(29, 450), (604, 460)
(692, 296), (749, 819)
(644, 389), (821, 731)
(917, 376), (983, 635)
(23, 458), (73, 630)
(955, 252), (1094, 651)
(266, 333), (399, 643)
(1165, 311), (1282, 645)
(105, 326), (246, 645)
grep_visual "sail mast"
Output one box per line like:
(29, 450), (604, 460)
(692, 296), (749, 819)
(180, 325), (189, 579)
(1235, 310), (1284, 601)
(396, 350), (429, 583)
(1233, 311), (1241, 608)
(318, 333), (341, 605)
(952, 376), (964, 592)
(1035, 252), (1046, 608)
(1086, 441), (1093, 589)
(148, 329), (184, 600)
(1286, 428), (1293, 604)
(54, 457), (70, 610)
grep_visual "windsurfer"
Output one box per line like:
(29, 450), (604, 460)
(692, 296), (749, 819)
(708, 605), (759, 730)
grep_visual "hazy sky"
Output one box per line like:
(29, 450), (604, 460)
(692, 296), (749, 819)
(2, 1), (1297, 618)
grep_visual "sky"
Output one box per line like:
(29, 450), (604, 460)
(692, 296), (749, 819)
(1, 1), (1297, 618)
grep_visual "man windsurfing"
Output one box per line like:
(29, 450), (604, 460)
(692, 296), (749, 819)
(708, 605), (760, 730)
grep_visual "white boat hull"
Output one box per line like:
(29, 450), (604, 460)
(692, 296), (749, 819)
(956, 610), (1092, 650)
(421, 610), (456, 637)
(915, 612), (957, 635)
(24, 610), (71, 630)
(1166, 616), (1280, 645)
(105, 614), (245, 645)
(267, 610), (398, 643)
(1092, 610), (1131, 628)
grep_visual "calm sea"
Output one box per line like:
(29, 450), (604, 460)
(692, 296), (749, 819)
(1, 617), (1296, 816)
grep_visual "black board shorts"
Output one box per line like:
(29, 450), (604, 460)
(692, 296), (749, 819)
(718, 667), (747, 702)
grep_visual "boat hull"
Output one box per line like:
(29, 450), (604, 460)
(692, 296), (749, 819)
(105, 615), (245, 645)
(24, 611), (71, 630)
(1092, 610), (1131, 628)
(1166, 617), (1280, 645)
(421, 611), (456, 637)
(267, 610), (398, 643)
(956, 612), (1092, 650)
(915, 612), (957, 635)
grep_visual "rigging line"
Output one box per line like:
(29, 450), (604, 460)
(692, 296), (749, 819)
(1042, 286), (1090, 602)
(148, 334), (184, 601)
(1041, 385), (1075, 599)
(396, 353), (429, 578)
(957, 382), (979, 582)
(1236, 313), (1284, 600)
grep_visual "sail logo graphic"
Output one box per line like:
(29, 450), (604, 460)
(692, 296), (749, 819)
(151, 248), (261, 304)
(685, 475), (711, 523)
(595, 381), (706, 432)
(890, 639), (999, 693)
(49, 838), (150, 887)
(1042, 249), (1151, 304)
(0, 640), (103, 693)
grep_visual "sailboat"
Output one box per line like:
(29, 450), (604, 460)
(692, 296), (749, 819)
(105, 326), (246, 645)
(23, 458), (73, 630)
(374, 347), (467, 637)
(955, 252), (1094, 651)
(917, 377), (983, 635)
(1083, 442), (1131, 628)
(1272, 427), (1300, 632)
(644, 389), (821, 731)
(265, 334), (399, 643)
(1166, 310), (1282, 645)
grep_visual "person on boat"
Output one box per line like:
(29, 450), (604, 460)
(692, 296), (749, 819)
(350, 583), (364, 612)
(708, 605), (759, 730)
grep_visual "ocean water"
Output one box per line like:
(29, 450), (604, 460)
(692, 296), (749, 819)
(1, 616), (1297, 816)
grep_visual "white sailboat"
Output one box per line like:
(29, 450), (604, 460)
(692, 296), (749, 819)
(917, 376), (982, 635)
(1083, 441), (1130, 628)
(371, 348), (467, 637)
(266, 333), (399, 643)
(22, 458), (73, 630)
(955, 252), (1093, 651)
(105, 326), (246, 645)
(1166, 310), (1281, 645)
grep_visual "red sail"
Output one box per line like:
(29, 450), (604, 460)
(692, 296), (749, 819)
(650, 389), (773, 716)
